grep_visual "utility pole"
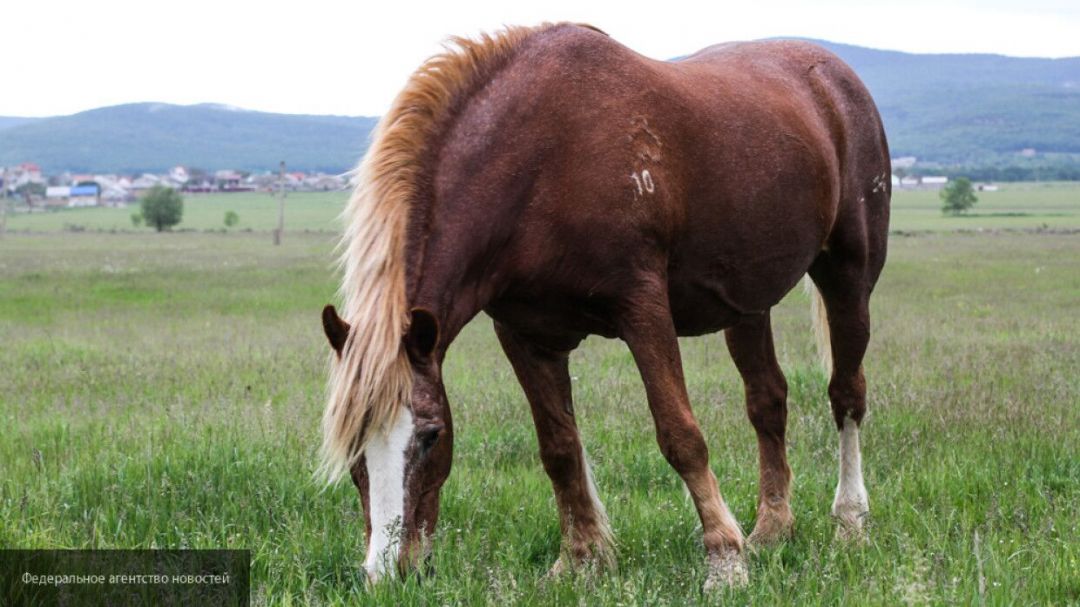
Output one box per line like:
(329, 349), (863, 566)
(0, 166), (8, 239)
(273, 161), (286, 246)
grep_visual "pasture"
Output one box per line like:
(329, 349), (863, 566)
(1, 196), (1078, 604)
(3, 191), (346, 233)
(4, 180), (1080, 233)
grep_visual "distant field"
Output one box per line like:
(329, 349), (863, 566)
(1, 230), (1077, 604)
(3, 182), (1080, 233)
(889, 181), (1080, 231)
(3, 191), (348, 233)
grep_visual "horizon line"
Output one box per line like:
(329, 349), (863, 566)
(3, 36), (1077, 120)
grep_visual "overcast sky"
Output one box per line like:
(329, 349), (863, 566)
(4, 0), (1078, 118)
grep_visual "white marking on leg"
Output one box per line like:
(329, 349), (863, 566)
(704, 476), (748, 590)
(364, 408), (413, 581)
(716, 495), (742, 538)
(832, 415), (869, 527)
(580, 446), (613, 548)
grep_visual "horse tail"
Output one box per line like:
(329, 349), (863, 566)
(804, 276), (833, 376)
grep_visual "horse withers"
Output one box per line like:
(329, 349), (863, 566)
(319, 23), (889, 590)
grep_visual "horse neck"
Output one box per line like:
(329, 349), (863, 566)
(404, 215), (504, 355)
(403, 56), (547, 354)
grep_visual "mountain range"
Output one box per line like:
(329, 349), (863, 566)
(1, 39), (1078, 175)
(0, 104), (377, 174)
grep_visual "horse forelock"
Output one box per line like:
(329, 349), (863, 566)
(320, 23), (582, 484)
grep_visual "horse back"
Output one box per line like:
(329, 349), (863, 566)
(437, 26), (890, 338)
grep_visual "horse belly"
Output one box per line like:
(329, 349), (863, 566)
(666, 264), (802, 336)
(667, 189), (828, 336)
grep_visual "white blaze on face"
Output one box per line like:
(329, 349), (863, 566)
(832, 415), (869, 523)
(364, 408), (414, 581)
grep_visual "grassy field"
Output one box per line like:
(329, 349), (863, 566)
(1, 227), (1078, 603)
(2, 191), (347, 233)
(888, 182), (1080, 232)
(3, 181), (1080, 234)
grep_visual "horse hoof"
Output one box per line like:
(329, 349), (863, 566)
(704, 548), (748, 591)
(747, 510), (794, 548)
(747, 526), (792, 549)
(537, 557), (566, 584)
(832, 509), (869, 544)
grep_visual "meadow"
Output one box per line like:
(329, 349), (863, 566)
(4, 180), (1080, 233)
(0, 189), (1078, 604)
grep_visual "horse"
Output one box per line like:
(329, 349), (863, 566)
(318, 22), (890, 590)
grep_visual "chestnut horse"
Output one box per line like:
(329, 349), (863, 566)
(319, 22), (889, 590)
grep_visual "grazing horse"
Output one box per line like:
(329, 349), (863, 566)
(319, 22), (889, 590)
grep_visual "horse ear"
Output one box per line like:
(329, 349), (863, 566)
(405, 308), (439, 362)
(322, 305), (351, 356)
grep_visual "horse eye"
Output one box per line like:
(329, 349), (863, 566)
(417, 425), (442, 453)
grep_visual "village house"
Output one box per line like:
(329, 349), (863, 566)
(6, 164), (357, 206)
(169, 166), (189, 184)
(68, 184), (100, 207)
(130, 174), (162, 195)
(44, 186), (71, 207)
(214, 170), (244, 190)
(43, 183), (101, 207)
(2, 163), (46, 195)
(305, 174), (347, 191)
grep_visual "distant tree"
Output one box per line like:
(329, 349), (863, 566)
(16, 182), (45, 198)
(940, 177), (978, 215)
(131, 212), (143, 227)
(140, 186), (183, 231)
(224, 210), (239, 228)
(16, 183), (45, 207)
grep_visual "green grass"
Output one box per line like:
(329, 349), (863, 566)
(3, 191), (347, 233)
(890, 181), (1080, 231)
(1, 230), (1077, 605)
(4, 181), (1080, 234)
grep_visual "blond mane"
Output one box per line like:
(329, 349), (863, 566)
(319, 23), (562, 483)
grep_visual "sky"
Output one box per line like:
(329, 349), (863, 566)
(4, 0), (1079, 118)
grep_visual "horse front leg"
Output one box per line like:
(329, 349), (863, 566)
(616, 276), (748, 591)
(494, 321), (614, 576)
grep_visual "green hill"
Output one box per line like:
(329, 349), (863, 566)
(0, 116), (41, 131)
(1, 41), (1078, 174)
(0, 104), (377, 173)
(810, 40), (1080, 165)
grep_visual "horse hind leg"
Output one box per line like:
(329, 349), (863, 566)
(493, 322), (614, 576)
(808, 257), (874, 542)
(724, 312), (794, 546)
